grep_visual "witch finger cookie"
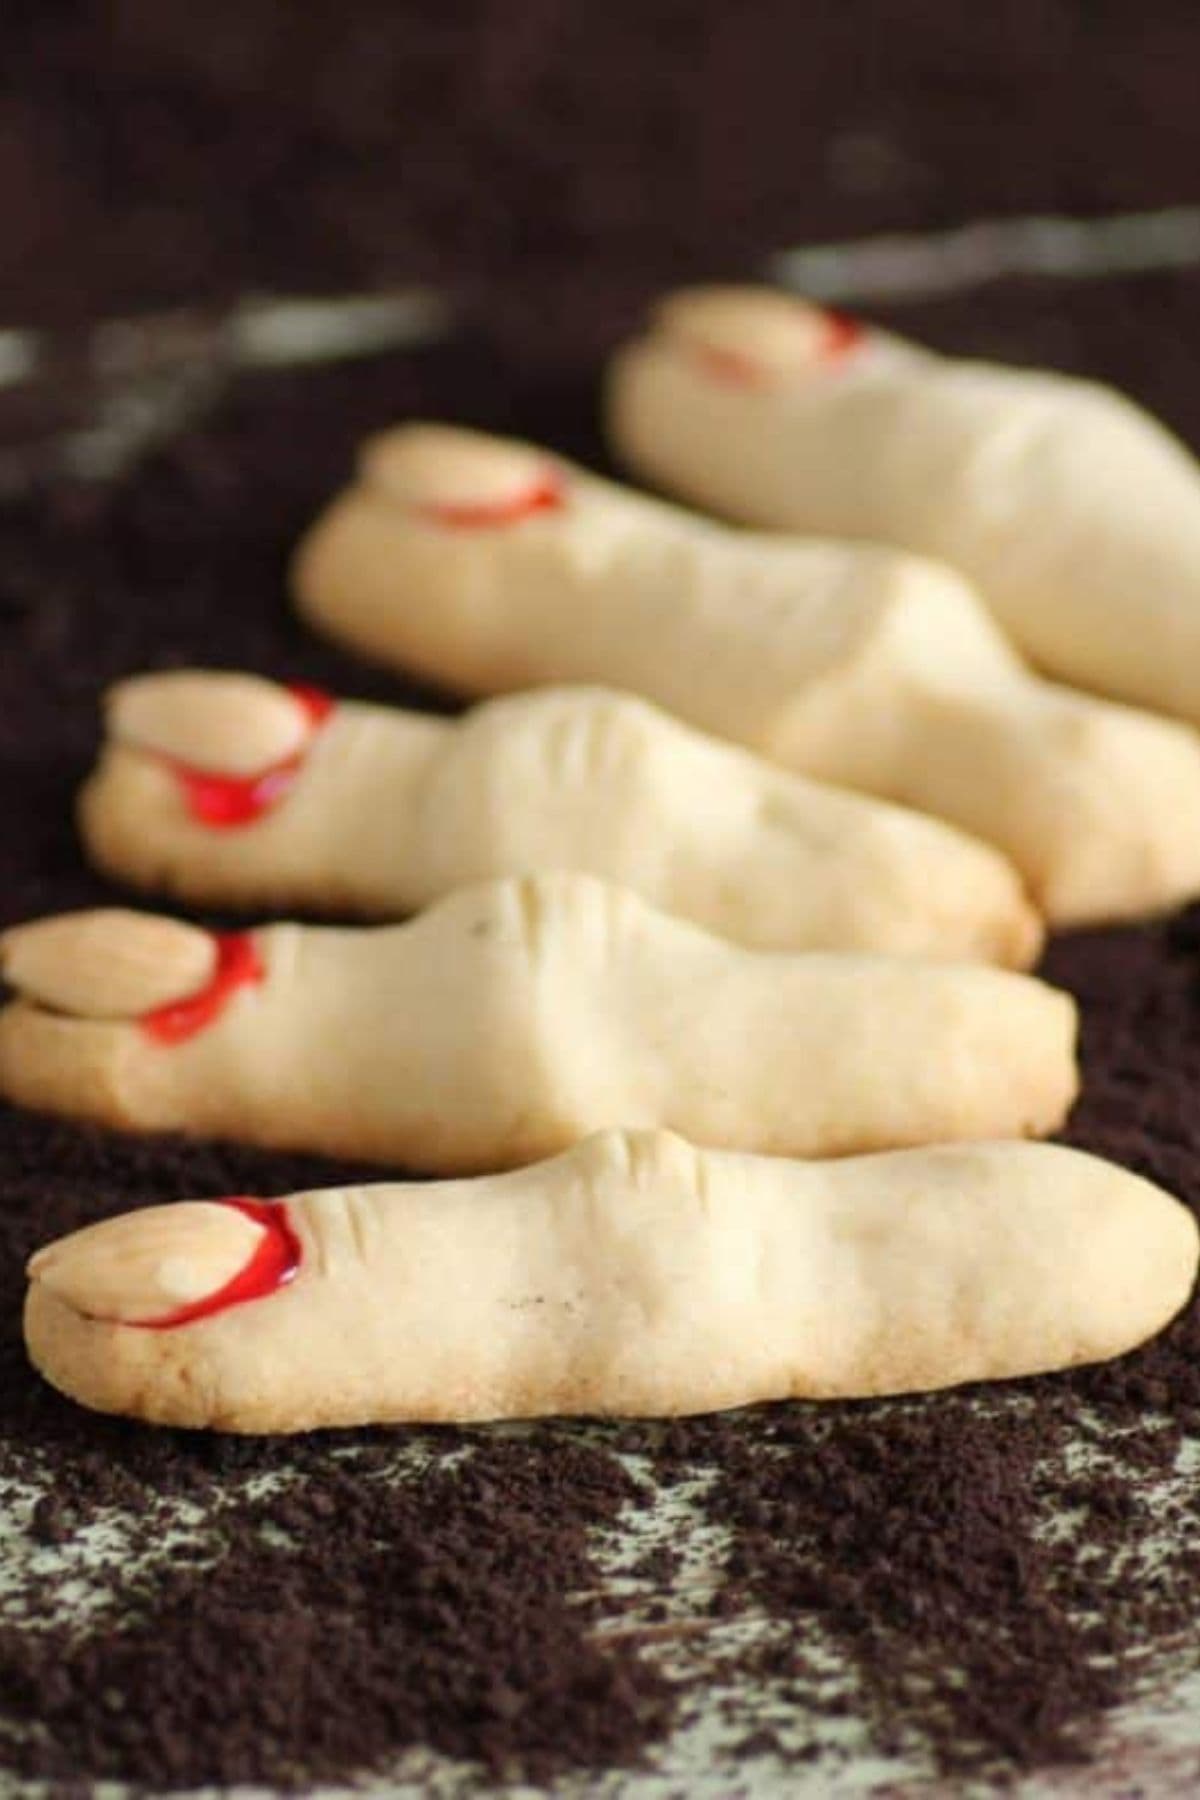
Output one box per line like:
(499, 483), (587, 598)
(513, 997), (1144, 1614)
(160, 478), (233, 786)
(291, 424), (1200, 927)
(25, 1129), (1197, 1431)
(607, 284), (1200, 729)
(80, 670), (1041, 965)
(0, 878), (1076, 1171)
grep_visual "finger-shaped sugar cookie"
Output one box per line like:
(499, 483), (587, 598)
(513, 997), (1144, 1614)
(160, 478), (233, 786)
(80, 671), (1041, 966)
(608, 284), (1200, 728)
(25, 1129), (1197, 1431)
(291, 424), (1200, 926)
(0, 879), (1077, 1172)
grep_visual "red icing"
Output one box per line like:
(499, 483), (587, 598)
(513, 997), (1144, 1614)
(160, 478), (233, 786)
(822, 310), (866, 358)
(693, 310), (865, 386)
(167, 683), (336, 828)
(140, 932), (264, 1045)
(174, 756), (305, 825)
(422, 470), (564, 529)
(287, 682), (336, 728)
(131, 1198), (301, 1330)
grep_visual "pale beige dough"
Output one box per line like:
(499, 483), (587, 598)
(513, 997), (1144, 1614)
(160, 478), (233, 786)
(292, 423), (1200, 927)
(0, 876), (1077, 1172)
(24, 1128), (1198, 1432)
(608, 284), (1200, 729)
(80, 672), (1041, 966)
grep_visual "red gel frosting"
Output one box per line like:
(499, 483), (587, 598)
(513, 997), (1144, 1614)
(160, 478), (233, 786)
(140, 932), (264, 1045)
(694, 310), (865, 386)
(132, 1198), (301, 1330)
(422, 470), (564, 529)
(168, 682), (335, 828)
(822, 311), (866, 358)
(287, 683), (336, 728)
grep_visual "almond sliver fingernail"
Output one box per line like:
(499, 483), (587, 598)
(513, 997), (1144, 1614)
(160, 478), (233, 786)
(108, 671), (316, 775)
(1, 910), (219, 1018)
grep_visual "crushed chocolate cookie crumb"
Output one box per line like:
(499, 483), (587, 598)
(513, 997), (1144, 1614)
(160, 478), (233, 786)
(0, 1437), (674, 1789)
(647, 1395), (1199, 1780)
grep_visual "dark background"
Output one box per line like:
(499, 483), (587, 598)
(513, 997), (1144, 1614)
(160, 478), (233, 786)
(4, 0), (1200, 349)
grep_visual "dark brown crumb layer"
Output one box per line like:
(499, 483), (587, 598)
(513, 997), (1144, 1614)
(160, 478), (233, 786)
(5, 4), (1200, 338)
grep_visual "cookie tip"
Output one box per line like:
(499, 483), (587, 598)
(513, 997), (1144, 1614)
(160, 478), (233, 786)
(27, 1201), (268, 1325)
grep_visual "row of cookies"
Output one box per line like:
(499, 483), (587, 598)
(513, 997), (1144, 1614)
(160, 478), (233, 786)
(14, 288), (1200, 1431)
